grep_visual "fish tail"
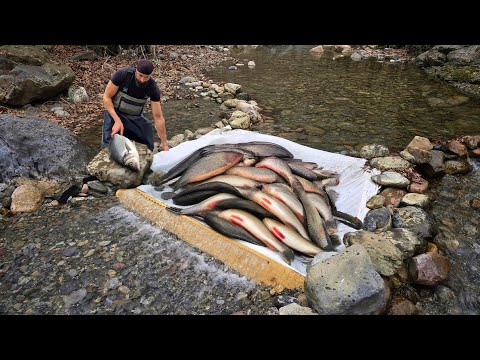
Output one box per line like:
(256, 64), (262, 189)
(281, 247), (295, 265)
(166, 206), (183, 215)
(326, 220), (337, 235)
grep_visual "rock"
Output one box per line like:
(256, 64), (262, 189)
(371, 171), (410, 188)
(224, 83), (242, 95)
(461, 135), (480, 149)
(417, 150), (445, 178)
(367, 195), (386, 209)
(360, 144), (389, 160)
(351, 52), (362, 61)
(310, 46), (324, 54)
(446, 140), (468, 157)
(0, 115), (95, 183)
(247, 61), (256, 67)
(364, 207), (392, 232)
(304, 244), (386, 315)
(0, 51), (75, 105)
(10, 184), (44, 213)
(344, 230), (403, 276)
(409, 253), (451, 286)
(426, 242), (439, 253)
(63, 289), (87, 307)
(229, 111), (250, 129)
(87, 180), (108, 194)
(86, 143), (153, 189)
(379, 187), (407, 208)
(179, 76), (197, 84)
(392, 206), (437, 240)
(388, 298), (418, 315)
(69, 50), (98, 61)
(401, 193), (430, 208)
(434, 285), (456, 304)
(273, 295), (300, 308)
(444, 159), (472, 175)
(408, 178), (429, 194)
(470, 197), (480, 209)
(168, 134), (185, 148)
(62, 247), (79, 257)
(370, 156), (411, 171)
(279, 303), (316, 315)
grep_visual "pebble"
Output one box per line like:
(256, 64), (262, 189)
(119, 286), (130, 294)
(84, 249), (95, 257)
(107, 269), (116, 277)
(216, 299), (225, 305)
(107, 278), (121, 290)
(98, 241), (111, 247)
(62, 247), (79, 257)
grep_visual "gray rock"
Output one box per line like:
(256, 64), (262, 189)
(444, 159), (472, 175)
(86, 143), (153, 189)
(0, 56), (75, 106)
(400, 193), (430, 208)
(0, 115), (95, 183)
(417, 150), (445, 178)
(359, 144), (389, 160)
(304, 244), (386, 315)
(279, 303), (317, 315)
(370, 156), (411, 171)
(63, 289), (87, 307)
(366, 195), (385, 209)
(371, 171), (410, 188)
(344, 230), (403, 276)
(392, 206), (437, 240)
(364, 207), (392, 232)
(273, 295), (300, 308)
(62, 247), (79, 257)
(87, 180), (108, 194)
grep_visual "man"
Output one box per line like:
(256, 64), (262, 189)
(102, 58), (169, 152)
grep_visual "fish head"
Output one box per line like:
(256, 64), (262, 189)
(124, 153), (141, 172)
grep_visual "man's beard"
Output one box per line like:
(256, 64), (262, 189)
(135, 78), (148, 88)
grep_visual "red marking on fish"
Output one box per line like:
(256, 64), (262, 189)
(208, 201), (219, 209)
(261, 197), (272, 205)
(271, 227), (285, 240)
(260, 200), (271, 210)
(230, 215), (244, 226)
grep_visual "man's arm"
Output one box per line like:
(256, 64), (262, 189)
(151, 101), (170, 151)
(103, 80), (124, 136)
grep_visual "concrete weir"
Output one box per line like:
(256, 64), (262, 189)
(116, 188), (306, 289)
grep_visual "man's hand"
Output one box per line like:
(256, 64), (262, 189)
(162, 143), (170, 151)
(111, 120), (124, 137)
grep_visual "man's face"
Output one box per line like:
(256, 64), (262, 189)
(135, 70), (151, 87)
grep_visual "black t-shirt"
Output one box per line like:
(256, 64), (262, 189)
(111, 67), (161, 102)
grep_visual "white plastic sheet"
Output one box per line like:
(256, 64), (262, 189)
(138, 128), (380, 275)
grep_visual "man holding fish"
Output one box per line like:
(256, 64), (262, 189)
(101, 58), (170, 153)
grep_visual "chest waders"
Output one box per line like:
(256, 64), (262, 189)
(112, 69), (148, 116)
(102, 69), (155, 151)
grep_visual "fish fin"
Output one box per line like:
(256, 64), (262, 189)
(329, 234), (342, 248)
(325, 188), (339, 204)
(161, 191), (177, 200)
(326, 220), (338, 235)
(282, 248), (295, 265)
(166, 206), (183, 214)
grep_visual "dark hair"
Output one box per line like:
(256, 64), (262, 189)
(136, 59), (154, 75)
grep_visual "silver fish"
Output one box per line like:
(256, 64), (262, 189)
(109, 134), (140, 172)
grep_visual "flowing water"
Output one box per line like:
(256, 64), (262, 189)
(78, 45), (480, 314)
(208, 45), (480, 152)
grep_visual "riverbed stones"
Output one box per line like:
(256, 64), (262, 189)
(417, 150), (445, 178)
(401, 193), (430, 208)
(370, 156), (410, 170)
(367, 195), (385, 209)
(359, 145), (390, 160)
(409, 253), (451, 286)
(305, 244), (386, 315)
(444, 159), (472, 175)
(371, 171), (410, 188)
(392, 206), (437, 240)
(379, 188), (407, 207)
(364, 207), (392, 232)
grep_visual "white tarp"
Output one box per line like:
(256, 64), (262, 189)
(138, 128), (380, 275)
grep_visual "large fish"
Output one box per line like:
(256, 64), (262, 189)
(217, 209), (295, 264)
(263, 218), (323, 257)
(172, 151), (244, 190)
(155, 145), (215, 185)
(166, 193), (238, 215)
(109, 134), (140, 172)
(205, 141), (293, 159)
(212, 198), (280, 221)
(255, 157), (297, 183)
(306, 192), (337, 235)
(225, 166), (286, 183)
(286, 162), (318, 181)
(262, 183), (305, 223)
(172, 190), (220, 206)
(235, 187), (309, 239)
(291, 178), (334, 251)
(200, 212), (266, 247)
(162, 181), (243, 201)
(196, 175), (263, 189)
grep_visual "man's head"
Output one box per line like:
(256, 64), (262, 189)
(135, 59), (154, 86)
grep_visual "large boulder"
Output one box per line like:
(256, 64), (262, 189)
(0, 45), (75, 106)
(0, 115), (95, 182)
(86, 143), (153, 189)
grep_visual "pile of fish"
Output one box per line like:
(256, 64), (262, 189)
(156, 141), (363, 264)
